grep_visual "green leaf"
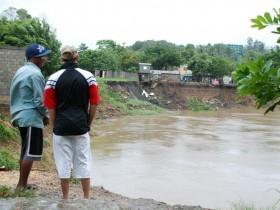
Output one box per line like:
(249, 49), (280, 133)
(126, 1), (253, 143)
(273, 17), (279, 24)
(262, 60), (273, 73)
(273, 8), (279, 16)
(257, 15), (268, 24)
(264, 12), (273, 23)
(251, 18), (260, 24)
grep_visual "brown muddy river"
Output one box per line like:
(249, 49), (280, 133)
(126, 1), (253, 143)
(92, 109), (280, 209)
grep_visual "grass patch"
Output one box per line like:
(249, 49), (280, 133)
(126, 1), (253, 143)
(0, 149), (19, 170)
(70, 177), (81, 185)
(187, 97), (215, 111)
(0, 185), (35, 198)
(43, 139), (50, 146)
(231, 201), (277, 210)
(0, 123), (18, 142)
(97, 77), (138, 82)
(97, 79), (164, 116)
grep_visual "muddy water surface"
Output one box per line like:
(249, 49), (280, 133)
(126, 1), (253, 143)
(92, 109), (280, 209)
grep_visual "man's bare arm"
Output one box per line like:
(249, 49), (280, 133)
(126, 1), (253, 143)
(47, 109), (56, 126)
(88, 105), (97, 127)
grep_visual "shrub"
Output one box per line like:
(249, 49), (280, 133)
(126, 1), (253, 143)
(0, 185), (35, 198)
(0, 124), (17, 142)
(187, 97), (214, 111)
(0, 150), (19, 170)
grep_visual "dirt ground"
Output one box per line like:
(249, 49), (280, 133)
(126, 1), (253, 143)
(0, 170), (211, 210)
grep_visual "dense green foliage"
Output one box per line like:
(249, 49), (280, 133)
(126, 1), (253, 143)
(0, 7), (61, 75)
(0, 7), (271, 80)
(0, 123), (17, 142)
(233, 8), (280, 113)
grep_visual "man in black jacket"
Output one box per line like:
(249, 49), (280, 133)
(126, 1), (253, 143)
(44, 46), (100, 199)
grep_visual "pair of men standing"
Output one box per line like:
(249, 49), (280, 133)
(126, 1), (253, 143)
(10, 43), (99, 199)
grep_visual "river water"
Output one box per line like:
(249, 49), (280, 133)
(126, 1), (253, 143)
(92, 109), (280, 209)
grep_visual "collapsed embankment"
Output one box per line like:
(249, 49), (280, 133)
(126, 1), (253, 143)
(106, 81), (251, 111)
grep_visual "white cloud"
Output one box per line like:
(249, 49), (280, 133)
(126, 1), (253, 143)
(1, 0), (279, 48)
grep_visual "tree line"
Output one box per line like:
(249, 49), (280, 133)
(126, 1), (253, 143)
(0, 7), (275, 82)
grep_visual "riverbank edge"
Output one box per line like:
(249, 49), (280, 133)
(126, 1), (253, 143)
(0, 170), (211, 210)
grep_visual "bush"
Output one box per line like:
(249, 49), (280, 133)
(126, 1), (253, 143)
(0, 185), (35, 198)
(187, 97), (214, 111)
(0, 124), (17, 142)
(0, 150), (19, 170)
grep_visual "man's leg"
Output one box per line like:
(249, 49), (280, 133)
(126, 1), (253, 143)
(16, 159), (33, 189)
(60, 178), (70, 199)
(81, 178), (90, 199)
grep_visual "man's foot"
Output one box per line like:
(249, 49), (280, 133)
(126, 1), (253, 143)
(16, 184), (38, 190)
(26, 184), (38, 190)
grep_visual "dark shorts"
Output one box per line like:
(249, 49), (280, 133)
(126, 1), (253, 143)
(19, 127), (43, 161)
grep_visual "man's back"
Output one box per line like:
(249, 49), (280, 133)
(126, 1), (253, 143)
(45, 64), (98, 135)
(10, 62), (46, 128)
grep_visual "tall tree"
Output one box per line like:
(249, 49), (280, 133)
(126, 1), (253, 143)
(0, 7), (61, 75)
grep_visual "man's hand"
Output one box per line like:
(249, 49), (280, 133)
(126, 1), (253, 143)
(43, 117), (49, 126)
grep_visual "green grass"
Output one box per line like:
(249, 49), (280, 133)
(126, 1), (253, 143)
(97, 77), (138, 82)
(186, 97), (215, 111)
(231, 201), (278, 210)
(0, 113), (6, 120)
(0, 185), (36, 198)
(0, 149), (19, 170)
(97, 79), (164, 116)
(0, 124), (18, 142)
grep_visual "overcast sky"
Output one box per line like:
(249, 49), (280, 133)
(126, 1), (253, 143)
(1, 0), (279, 48)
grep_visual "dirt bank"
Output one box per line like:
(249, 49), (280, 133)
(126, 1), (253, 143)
(107, 81), (252, 111)
(0, 171), (210, 210)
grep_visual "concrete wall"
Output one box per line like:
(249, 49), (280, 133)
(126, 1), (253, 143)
(94, 70), (138, 80)
(0, 46), (25, 110)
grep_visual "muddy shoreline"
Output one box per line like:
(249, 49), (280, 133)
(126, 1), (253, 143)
(0, 170), (211, 210)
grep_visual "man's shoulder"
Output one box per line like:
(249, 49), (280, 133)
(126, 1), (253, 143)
(48, 69), (66, 81)
(75, 68), (97, 85)
(75, 68), (94, 77)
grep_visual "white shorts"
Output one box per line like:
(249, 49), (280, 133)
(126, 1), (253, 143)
(53, 132), (92, 179)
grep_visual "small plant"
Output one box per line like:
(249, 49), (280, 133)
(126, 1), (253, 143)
(0, 185), (35, 198)
(187, 97), (214, 111)
(70, 177), (81, 185)
(0, 149), (19, 170)
(70, 171), (81, 184)
(13, 187), (36, 197)
(43, 139), (50, 146)
(0, 113), (5, 120)
(0, 185), (12, 198)
(231, 200), (277, 210)
(0, 124), (17, 142)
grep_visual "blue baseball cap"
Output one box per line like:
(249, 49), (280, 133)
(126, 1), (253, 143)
(25, 44), (51, 60)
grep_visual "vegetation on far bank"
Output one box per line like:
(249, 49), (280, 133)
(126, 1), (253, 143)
(186, 97), (216, 111)
(97, 78), (164, 117)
